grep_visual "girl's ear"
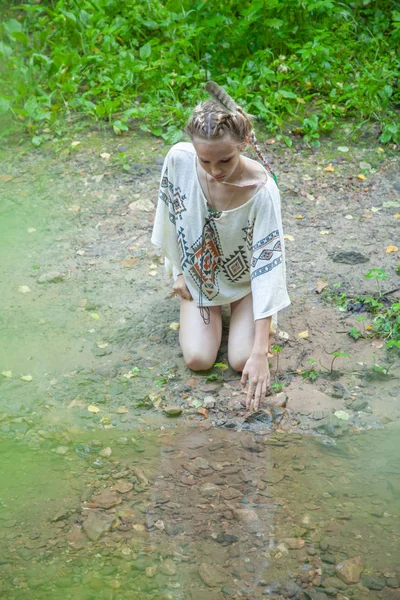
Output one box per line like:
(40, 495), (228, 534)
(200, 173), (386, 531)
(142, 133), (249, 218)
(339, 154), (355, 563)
(239, 138), (248, 151)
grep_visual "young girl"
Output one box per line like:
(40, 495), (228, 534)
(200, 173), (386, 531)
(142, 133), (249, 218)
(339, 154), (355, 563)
(152, 82), (290, 411)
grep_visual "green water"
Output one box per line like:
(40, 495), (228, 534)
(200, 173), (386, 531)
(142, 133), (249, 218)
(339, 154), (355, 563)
(0, 425), (399, 599)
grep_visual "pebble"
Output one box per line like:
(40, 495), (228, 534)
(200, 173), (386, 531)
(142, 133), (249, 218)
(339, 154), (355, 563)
(113, 480), (133, 493)
(91, 490), (121, 509)
(203, 396), (216, 408)
(82, 510), (114, 541)
(331, 251), (369, 264)
(360, 574), (386, 590)
(37, 271), (64, 283)
(163, 405), (183, 417)
(159, 559), (177, 576)
(99, 447), (112, 458)
(336, 556), (364, 584)
(198, 563), (227, 587)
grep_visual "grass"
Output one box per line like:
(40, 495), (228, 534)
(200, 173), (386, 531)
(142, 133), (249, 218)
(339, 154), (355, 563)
(1, 0), (399, 145)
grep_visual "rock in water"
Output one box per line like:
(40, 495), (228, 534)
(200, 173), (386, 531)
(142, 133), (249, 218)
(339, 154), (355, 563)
(163, 405), (182, 417)
(91, 490), (121, 509)
(37, 271), (64, 284)
(360, 574), (386, 590)
(314, 414), (351, 438)
(198, 563), (227, 587)
(233, 508), (259, 533)
(83, 510), (114, 541)
(336, 556), (364, 584)
(159, 559), (177, 576)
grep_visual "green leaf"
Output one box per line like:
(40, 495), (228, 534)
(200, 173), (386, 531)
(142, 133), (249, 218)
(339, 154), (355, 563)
(139, 42), (152, 60)
(4, 19), (22, 35)
(31, 136), (42, 147)
(214, 362), (228, 370)
(0, 41), (13, 57)
(279, 90), (297, 99)
(0, 97), (10, 115)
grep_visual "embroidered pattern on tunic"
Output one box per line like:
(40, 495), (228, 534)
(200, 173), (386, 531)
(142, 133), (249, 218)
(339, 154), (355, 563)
(177, 227), (191, 269)
(242, 219), (255, 251)
(251, 230), (282, 280)
(189, 219), (222, 300)
(160, 167), (187, 225)
(221, 246), (249, 283)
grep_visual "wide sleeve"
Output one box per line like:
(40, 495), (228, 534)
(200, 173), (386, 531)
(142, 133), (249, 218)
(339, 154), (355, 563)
(250, 181), (291, 320)
(151, 152), (182, 273)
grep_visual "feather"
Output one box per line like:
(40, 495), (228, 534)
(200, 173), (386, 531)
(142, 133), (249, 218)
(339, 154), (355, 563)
(205, 81), (237, 113)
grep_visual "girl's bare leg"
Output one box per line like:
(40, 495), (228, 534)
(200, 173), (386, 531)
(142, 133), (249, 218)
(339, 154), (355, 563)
(179, 299), (222, 371)
(228, 293), (256, 371)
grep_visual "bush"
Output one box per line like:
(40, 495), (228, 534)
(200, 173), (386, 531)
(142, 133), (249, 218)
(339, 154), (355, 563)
(1, 0), (399, 143)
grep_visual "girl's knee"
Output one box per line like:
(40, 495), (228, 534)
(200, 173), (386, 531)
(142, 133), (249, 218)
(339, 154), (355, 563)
(228, 353), (248, 373)
(184, 351), (216, 372)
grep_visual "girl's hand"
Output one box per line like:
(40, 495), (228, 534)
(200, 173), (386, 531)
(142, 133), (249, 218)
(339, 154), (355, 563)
(241, 352), (270, 411)
(172, 274), (192, 301)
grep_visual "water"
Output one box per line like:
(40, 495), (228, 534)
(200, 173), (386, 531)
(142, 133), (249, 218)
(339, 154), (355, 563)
(0, 424), (399, 599)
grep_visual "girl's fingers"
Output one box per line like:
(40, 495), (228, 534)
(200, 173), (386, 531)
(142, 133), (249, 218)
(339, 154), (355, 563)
(246, 382), (255, 409)
(241, 371), (248, 387)
(253, 381), (263, 411)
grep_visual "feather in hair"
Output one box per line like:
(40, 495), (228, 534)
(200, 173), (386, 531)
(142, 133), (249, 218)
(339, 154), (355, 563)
(205, 81), (237, 114)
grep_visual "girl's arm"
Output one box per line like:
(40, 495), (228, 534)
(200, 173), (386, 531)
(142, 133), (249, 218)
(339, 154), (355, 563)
(241, 316), (271, 411)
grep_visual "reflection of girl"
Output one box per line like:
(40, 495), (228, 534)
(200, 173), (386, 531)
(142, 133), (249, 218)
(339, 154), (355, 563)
(152, 82), (290, 410)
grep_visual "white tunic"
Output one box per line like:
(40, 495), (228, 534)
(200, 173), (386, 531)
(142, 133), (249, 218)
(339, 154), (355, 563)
(151, 142), (290, 321)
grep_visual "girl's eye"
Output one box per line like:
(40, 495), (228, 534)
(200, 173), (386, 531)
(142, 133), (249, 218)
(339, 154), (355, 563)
(221, 158), (232, 163)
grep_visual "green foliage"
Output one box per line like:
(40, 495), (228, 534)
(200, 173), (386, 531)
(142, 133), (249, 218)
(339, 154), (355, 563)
(348, 327), (363, 340)
(1, 0), (399, 141)
(300, 358), (320, 382)
(364, 268), (388, 297)
(271, 381), (284, 393)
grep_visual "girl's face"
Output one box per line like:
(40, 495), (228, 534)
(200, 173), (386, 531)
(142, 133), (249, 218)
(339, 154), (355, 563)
(193, 135), (245, 182)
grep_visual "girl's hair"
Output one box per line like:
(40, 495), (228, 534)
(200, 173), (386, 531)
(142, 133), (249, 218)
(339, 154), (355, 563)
(185, 86), (278, 185)
(185, 100), (252, 143)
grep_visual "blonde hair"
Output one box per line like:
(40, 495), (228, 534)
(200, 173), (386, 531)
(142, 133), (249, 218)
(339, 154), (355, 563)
(185, 100), (253, 143)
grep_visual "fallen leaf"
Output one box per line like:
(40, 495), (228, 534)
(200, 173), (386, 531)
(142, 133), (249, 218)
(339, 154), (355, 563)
(378, 147), (385, 153)
(394, 213), (400, 219)
(316, 280), (328, 294)
(21, 375), (32, 382)
(357, 174), (367, 180)
(284, 234), (295, 242)
(265, 138), (276, 145)
(117, 406), (129, 414)
(2, 370), (12, 378)
(76, 249), (85, 256)
(334, 410), (350, 421)
(298, 330), (309, 339)
(0, 174), (13, 182)
(359, 161), (371, 171)
(169, 322), (180, 331)
(371, 206), (381, 213)
(278, 330), (289, 340)
(100, 152), (111, 159)
(337, 146), (349, 152)
(324, 164), (335, 172)
(302, 174), (313, 181)
(294, 214), (304, 220)
(90, 313), (100, 320)
(344, 215), (354, 220)
(96, 342), (109, 348)
(320, 230), (330, 235)
(149, 270), (157, 277)
(192, 399), (203, 409)
(71, 141), (81, 147)
(196, 407), (208, 418)
(18, 285), (31, 294)
(27, 227), (36, 233)
(68, 205), (80, 212)
(386, 245), (398, 253)
(88, 404), (100, 413)
(121, 258), (137, 267)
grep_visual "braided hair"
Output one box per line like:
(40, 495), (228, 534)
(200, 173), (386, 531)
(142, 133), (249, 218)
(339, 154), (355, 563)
(185, 83), (278, 185)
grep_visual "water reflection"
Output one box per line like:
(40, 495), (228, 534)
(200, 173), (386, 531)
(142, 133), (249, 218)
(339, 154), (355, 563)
(0, 424), (399, 599)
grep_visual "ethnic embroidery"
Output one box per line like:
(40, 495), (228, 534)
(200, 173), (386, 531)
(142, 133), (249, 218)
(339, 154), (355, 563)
(242, 219), (255, 251)
(221, 246), (249, 283)
(172, 187), (187, 220)
(251, 230), (282, 280)
(177, 227), (191, 269)
(189, 219), (222, 300)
